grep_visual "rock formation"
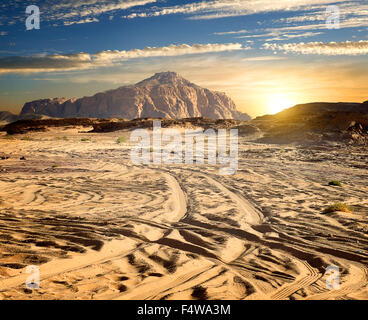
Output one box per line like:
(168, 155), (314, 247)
(20, 72), (251, 121)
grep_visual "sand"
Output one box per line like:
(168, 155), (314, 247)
(0, 127), (367, 300)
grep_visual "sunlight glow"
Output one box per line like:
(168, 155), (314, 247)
(268, 94), (295, 115)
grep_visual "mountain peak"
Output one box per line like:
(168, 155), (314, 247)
(136, 71), (192, 86)
(153, 71), (180, 78)
(20, 72), (251, 121)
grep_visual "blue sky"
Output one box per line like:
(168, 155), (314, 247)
(0, 0), (367, 116)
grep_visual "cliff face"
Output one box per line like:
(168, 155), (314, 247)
(20, 72), (251, 121)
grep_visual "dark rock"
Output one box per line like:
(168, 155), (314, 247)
(3, 118), (105, 135)
(2, 117), (246, 135)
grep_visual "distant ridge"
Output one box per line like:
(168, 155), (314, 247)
(0, 110), (47, 126)
(276, 102), (368, 116)
(20, 72), (251, 121)
(0, 111), (18, 124)
(253, 101), (368, 145)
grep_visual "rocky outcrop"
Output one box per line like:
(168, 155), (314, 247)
(0, 111), (18, 124)
(0, 111), (47, 127)
(2, 118), (106, 135)
(252, 102), (368, 145)
(20, 72), (251, 121)
(20, 98), (67, 117)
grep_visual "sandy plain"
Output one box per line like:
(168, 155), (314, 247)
(0, 126), (367, 300)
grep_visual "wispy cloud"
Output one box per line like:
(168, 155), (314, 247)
(63, 17), (99, 26)
(212, 1), (368, 44)
(277, 1), (368, 24)
(58, 0), (156, 19)
(241, 56), (287, 61)
(123, 0), (348, 20)
(214, 29), (248, 36)
(2, 0), (157, 26)
(0, 43), (247, 73)
(235, 31), (323, 41)
(264, 40), (368, 55)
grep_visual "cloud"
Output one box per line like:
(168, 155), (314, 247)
(265, 31), (323, 41)
(1, 0), (157, 26)
(63, 17), (99, 26)
(93, 43), (246, 61)
(122, 0), (348, 20)
(278, 1), (368, 24)
(212, 1), (368, 43)
(0, 43), (247, 73)
(272, 2), (368, 30)
(58, 0), (156, 19)
(214, 29), (248, 36)
(235, 31), (323, 41)
(241, 56), (287, 61)
(264, 40), (368, 55)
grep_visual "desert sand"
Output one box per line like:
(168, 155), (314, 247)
(0, 126), (367, 300)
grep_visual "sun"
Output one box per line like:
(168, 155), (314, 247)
(268, 94), (295, 115)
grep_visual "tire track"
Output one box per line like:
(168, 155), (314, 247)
(205, 175), (263, 225)
(270, 260), (321, 300)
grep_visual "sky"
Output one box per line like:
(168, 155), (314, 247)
(0, 0), (367, 117)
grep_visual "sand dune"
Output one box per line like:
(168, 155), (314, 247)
(0, 127), (367, 300)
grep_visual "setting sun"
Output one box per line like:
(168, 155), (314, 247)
(268, 94), (295, 115)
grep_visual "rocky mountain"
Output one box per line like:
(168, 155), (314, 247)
(20, 72), (251, 121)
